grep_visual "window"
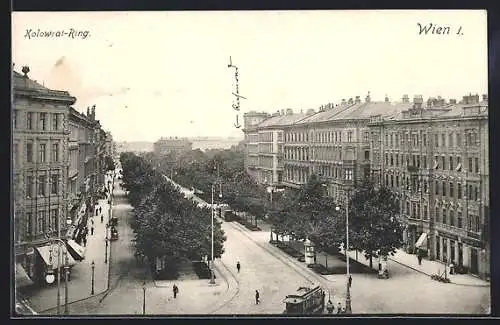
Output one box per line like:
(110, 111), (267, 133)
(52, 143), (59, 162)
(345, 169), (353, 180)
(26, 176), (34, 198)
(475, 157), (479, 174)
(39, 113), (47, 130)
(39, 144), (46, 163)
(450, 210), (455, 227)
(50, 209), (58, 231)
(449, 156), (453, 170)
(37, 211), (46, 234)
(456, 183), (462, 199)
(385, 135), (388, 146)
(474, 215), (480, 232)
(13, 143), (18, 167)
(468, 158), (473, 172)
(434, 134), (439, 147)
(475, 186), (479, 201)
(423, 180), (428, 193)
(423, 134), (427, 146)
(347, 131), (353, 142)
(467, 184), (473, 200)
(441, 134), (446, 147)
(38, 175), (46, 196)
(52, 114), (59, 130)
(406, 202), (410, 215)
(457, 211), (462, 228)
(449, 182), (454, 198)
(390, 175), (394, 187)
(13, 110), (17, 129)
(435, 207), (440, 223)
(363, 131), (369, 142)
(364, 150), (369, 160)
(442, 181), (446, 197)
(441, 156), (446, 170)
(25, 212), (32, 238)
(423, 156), (427, 168)
(27, 112), (33, 130)
(26, 143), (33, 163)
(442, 209), (447, 224)
(423, 205), (428, 220)
(390, 154), (394, 166)
(456, 133), (462, 146)
(449, 133), (454, 147)
(51, 174), (59, 194)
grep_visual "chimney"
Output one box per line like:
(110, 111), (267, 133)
(355, 96), (361, 104)
(402, 94), (409, 103)
(286, 108), (293, 115)
(365, 91), (371, 103)
(348, 98), (353, 104)
(341, 99), (346, 105)
(473, 94), (480, 103)
(449, 99), (457, 104)
(482, 94), (488, 102)
(413, 95), (423, 109)
(385, 94), (390, 102)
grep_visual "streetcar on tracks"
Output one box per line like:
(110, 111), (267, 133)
(283, 285), (326, 314)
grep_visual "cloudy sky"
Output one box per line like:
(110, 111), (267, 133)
(12, 10), (487, 142)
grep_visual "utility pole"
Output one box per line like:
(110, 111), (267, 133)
(345, 192), (352, 314)
(210, 184), (215, 284)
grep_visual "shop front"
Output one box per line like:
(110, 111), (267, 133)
(34, 244), (77, 285)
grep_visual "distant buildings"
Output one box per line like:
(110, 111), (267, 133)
(13, 67), (114, 289)
(153, 137), (192, 156)
(242, 92), (489, 280)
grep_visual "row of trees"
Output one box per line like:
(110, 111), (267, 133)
(268, 174), (404, 267)
(120, 152), (226, 273)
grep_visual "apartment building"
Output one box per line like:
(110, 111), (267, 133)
(369, 94), (489, 278)
(13, 68), (76, 286)
(243, 111), (270, 181)
(154, 137), (193, 156)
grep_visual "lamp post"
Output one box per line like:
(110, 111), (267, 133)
(209, 184), (216, 284)
(46, 238), (70, 315)
(142, 281), (146, 315)
(336, 193), (352, 314)
(91, 260), (95, 295)
(105, 225), (109, 264)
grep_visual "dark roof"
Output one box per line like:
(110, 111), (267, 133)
(257, 112), (313, 128)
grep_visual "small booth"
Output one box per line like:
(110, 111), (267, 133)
(304, 239), (316, 265)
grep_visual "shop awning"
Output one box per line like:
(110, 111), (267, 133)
(415, 232), (428, 249)
(15, 264), (34, 288)
(66, 239), (86, 261)
(35, 245), (77, 269)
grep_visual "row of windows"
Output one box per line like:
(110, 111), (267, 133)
(23, 209), (59, 239)
(13, 111), (62, 132)
(285, 130), (371, 144)
(383, 130), (480, 148)
(384, 174), (481, 201)
(383, 152), (480, 173)
(13, 141), (61, 166)
(258, 132), (274, 142)
(25, 174), (61, 198)
(285, 148), (310, 161)
(284, 167), (354, 182)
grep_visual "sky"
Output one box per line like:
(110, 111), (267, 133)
(12, 10), (487, 142)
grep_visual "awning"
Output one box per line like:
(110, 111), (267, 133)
(66, 239), (85, 261)
(415, 232), (428, 249)
(35, 245), (77, 269)
(15, 264), (34, 288)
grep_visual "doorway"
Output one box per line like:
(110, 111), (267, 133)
(470, 248), (479, 274)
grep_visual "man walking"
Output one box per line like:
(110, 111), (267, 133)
(173, 284), (179, 298)
(326, 300), (334, 314)
(417, 254), (423, 265)
(255, 290), (260, 305)
(337, 302), (342, 314)
(236, 261), (241, 273)
(91, 226), (94, 236)
(101, 213), (104, 223)
(348, 274), (352, 288)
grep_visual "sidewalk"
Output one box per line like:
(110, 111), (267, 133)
(24, 175), (115, 314)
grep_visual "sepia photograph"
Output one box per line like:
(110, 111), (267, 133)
(11, 10), (490, 316)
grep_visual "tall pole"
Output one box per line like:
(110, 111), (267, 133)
(142, 282), (146, 315)
(56, 198), (61, 315)
(345, 192), (352, 314)
(210, 184), (215, 284)
(91, 260), (95, 295)
(64, 249), (69, 315)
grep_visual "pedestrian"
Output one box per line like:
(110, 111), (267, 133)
(417, 254), (422, 265)
(91, 226), (94, 235)
(101, 214), (104, 223)
(341, 307), (346, 314)
(255, 290), (260, 305)
(337, 302), (342, 314)
(95, 207), (98, 216)
(83, 236), (87, 247)
(348, 274), (352, 288)
(173, 284), (179, 298)
(99, 207), (102, 214)
(326, 300), (334, 314)
(91, 218), (94, 226)
(236, 261), (241, 273)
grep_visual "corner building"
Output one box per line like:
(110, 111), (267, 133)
(369, 94), (489, 279)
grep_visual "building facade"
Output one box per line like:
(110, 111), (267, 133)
(13, 68), (76, 285)
(369, 94), (489, 278)
(242, 92), (489, 279)
(153, 137), (193, 156)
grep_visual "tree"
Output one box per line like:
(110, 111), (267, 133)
(348, 180), (404, 269)
(104, 155), (116, 171)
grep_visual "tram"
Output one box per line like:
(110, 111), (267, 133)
(283, 285), (325, 314)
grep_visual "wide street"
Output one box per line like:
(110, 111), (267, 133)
(60, 177), (490, 315)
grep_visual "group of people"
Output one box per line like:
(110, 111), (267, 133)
(325, 300), (347, 314)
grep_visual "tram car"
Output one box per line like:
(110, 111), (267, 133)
(283, 285), (325, 314)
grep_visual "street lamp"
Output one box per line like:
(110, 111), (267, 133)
(105, 225), (109, 264)
(46, 239), (70, 315)
(91, 260), (95, 295)
(142, 281), (146, 315)
(209, 184), (216, 284)
(336, 197), (352, 314)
